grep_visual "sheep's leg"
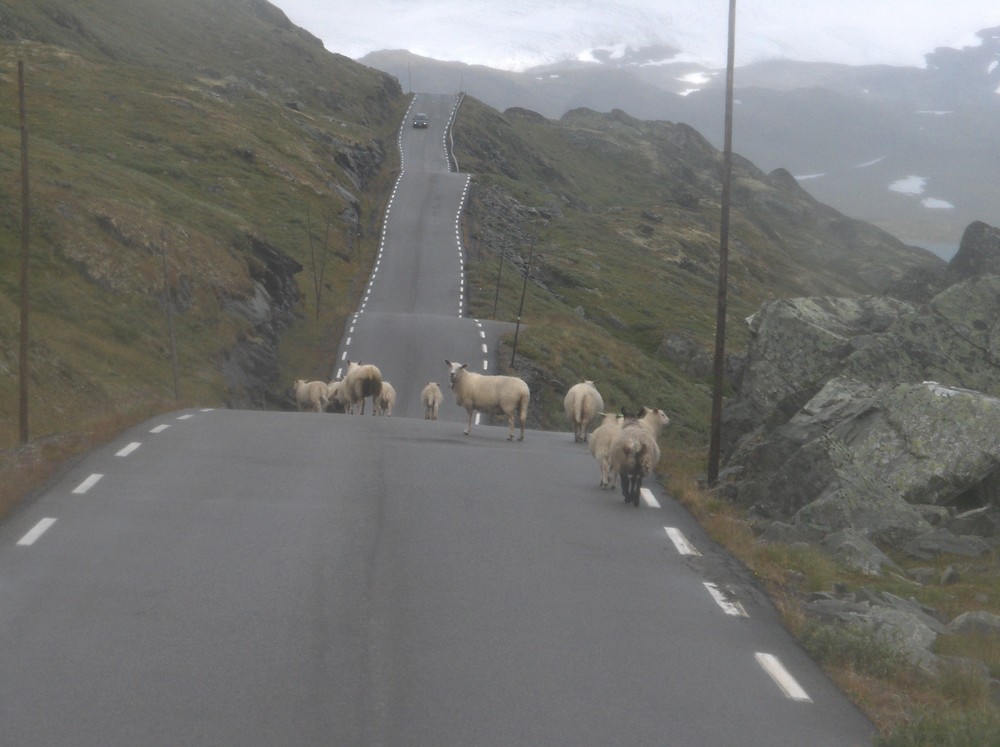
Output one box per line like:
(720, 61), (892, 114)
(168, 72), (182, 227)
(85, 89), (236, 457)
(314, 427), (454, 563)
(464, 408), (473, 436)
(506, 413), (515, 441)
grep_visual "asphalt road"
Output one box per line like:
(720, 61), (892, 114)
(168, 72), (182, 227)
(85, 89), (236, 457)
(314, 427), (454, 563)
(0, 93), (877, 745)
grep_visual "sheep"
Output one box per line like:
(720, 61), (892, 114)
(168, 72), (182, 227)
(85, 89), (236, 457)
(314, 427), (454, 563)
(609, 407), (671, 506)
(589, 412), (623, 489)
(445, 359), (530, 441)
(341, 360), (383, 415)
(294, 379), (329, 413)
(374, 381), (396, 416)
(325, 379), (346, 413)
(421, 381), (443, 420)
(564, 380), (605, 443)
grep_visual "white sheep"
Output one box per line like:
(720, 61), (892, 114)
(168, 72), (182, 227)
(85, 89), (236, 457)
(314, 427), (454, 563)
(374, 381), (396, 416)
(445, 359), (530, 441)
(326, 379), (346, 413)
(341, 360), (383, 415)
(421, 381), (443, 420)
(564, 380), (605, 443)
(589, 412), (623, 489)
(610, 407), (671, 506)
(294, 379), (329, 413)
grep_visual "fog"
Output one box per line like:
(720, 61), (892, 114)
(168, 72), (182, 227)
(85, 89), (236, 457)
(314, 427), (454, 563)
(276, 0), (1000, 71)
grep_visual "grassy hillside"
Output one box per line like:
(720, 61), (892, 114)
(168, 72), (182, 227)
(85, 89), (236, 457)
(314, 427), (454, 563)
(0, 0), (406, 445)
(452, 98), (941, 456)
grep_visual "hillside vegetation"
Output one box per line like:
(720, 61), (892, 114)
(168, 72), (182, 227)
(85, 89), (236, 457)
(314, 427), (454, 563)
(0, 1), (939, 462)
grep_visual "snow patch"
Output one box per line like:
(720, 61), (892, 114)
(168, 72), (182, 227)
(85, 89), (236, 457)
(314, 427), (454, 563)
(794, 173), (826, 181)
(889, 176), (927, 195)
(853, 156), (886, 169)
(917, 110), (953, 115)
(922, 197), (954, 209)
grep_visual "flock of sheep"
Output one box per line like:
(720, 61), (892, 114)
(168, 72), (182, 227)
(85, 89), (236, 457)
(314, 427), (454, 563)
(294, 364), (669, 507)
(294, 361), (438, 419)
(566, 381), (671, 507)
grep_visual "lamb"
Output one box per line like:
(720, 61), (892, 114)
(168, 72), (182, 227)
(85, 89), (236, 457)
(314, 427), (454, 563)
(294, 379), (329, 413)
(610, 407), (671, 506)
(445, 359), (530, 441)
(374, 381), (396, 416)
(564, 380), (605, 443)
(341, 360), (383, 415)
(325, 379), (346, 413)
(589, 412), (623, 489)
(421, 381), (442, 420)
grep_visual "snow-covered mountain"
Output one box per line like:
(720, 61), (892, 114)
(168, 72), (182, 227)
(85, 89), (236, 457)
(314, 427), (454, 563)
(360, 26), (1000, 252)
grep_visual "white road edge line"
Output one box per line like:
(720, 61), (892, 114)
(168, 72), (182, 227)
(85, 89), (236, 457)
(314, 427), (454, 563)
(664, 526), (701, 556)
(18, 518), (57, 546)
(72, 473), (103, 494)
(704, 582), (748, 617)
(640, 487), (660, 508)
(115, 442), (141, 457)
(755, 653), (812, 702)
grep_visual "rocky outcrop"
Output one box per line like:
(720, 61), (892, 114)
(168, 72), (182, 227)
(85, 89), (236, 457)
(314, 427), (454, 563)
(720, 221), (1000, 560)
(220, 234), (303, 408)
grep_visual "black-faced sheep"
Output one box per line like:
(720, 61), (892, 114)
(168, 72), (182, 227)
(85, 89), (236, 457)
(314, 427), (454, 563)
(564, 380), (605, 443)
(374, 381), (396, 416)
(445, 359), (530, 441)
(341, 361), (383, 415)
(610, 407), (671, 506)
(589, 412), (623, 489)
(421, 381), (442, 420)
(294, 379), (330, 413)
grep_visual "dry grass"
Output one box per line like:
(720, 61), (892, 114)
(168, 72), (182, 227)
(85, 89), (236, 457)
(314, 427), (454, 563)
(661, 449), (1000, 743)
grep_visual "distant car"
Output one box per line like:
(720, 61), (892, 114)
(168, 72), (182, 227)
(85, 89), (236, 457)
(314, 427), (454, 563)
(412, 113), (429, 128)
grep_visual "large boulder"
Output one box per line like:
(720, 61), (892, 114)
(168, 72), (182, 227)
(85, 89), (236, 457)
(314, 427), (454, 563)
(722, 221), (1000, 555)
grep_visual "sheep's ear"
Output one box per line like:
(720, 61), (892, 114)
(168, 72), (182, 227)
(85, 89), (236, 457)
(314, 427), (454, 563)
(461, 363), (468, 370)
(445, 359), (451, 367)
(638, 406), (648, 417)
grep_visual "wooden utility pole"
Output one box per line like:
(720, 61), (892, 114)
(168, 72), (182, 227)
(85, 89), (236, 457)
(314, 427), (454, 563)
(509, 236), (534, 367)
(18, 60), (31, 444)
(707, 0), (737, 486)
(160, 229), (180, 401)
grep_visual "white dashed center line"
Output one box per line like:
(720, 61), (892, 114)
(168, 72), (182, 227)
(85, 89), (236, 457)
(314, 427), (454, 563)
(18, 518), (56, 546)
(115, 442), (141, 457)
(72, 473), (103, 495)
(149, 424), (170, 433)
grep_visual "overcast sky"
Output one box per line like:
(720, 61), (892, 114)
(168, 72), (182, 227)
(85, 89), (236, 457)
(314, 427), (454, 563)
(274, 1), (1000, 71)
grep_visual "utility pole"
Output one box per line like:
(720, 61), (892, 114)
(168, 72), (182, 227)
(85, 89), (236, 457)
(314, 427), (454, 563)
(510, 236), (534, 367)
(18, 60), (31, 444)
(707, 0), (737, 486)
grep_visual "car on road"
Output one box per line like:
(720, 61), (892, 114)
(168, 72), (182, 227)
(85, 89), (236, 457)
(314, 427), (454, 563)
(412, 112), (429, 128)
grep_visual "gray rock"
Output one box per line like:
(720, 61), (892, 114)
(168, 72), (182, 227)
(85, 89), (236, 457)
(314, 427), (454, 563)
(946, 611), (1000, 637)
(821, 529), (902, 576)
(903, 528), (992, 560)
(719, 223), (1000, 556)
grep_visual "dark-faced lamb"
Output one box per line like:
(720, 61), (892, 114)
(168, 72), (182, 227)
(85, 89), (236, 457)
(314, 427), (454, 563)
(445, 359), (530, 441)
(610, 407), (670, 506)
(564, 380), (605, 443)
